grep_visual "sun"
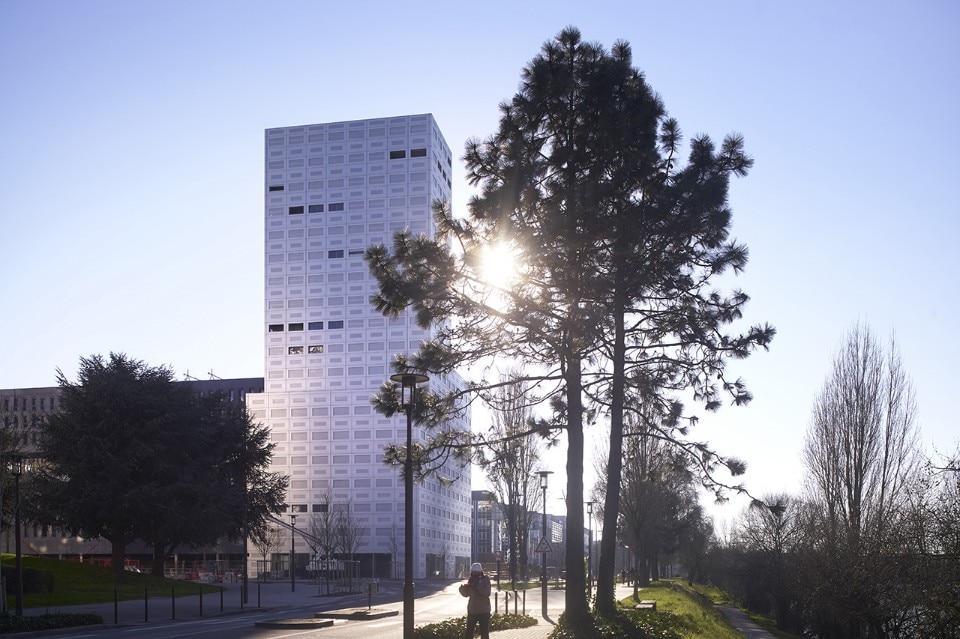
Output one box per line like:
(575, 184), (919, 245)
(480, 242), (520, 290)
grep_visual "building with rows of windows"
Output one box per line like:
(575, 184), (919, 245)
(243, 113), (472, 580)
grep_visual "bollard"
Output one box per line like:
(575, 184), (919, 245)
(522, 589), (526, 616)
(257, 579), (261, 608)
(220, 587), (224, 612)
(114, 588), (118, 624)
(199, 585), (203, 616)
(172, 587), (176, 620)
(144, 588), (148, 623)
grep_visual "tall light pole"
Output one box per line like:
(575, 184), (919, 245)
(586, 501), (594, 601)
(537, 470), (552, 619)
(290, 514), (297, 592)
(12, 455), (27, 616)
(391, 372), (429, 639)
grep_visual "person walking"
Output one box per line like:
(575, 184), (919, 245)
(459, 562), (491, 639)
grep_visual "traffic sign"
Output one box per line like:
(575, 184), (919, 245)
(535, 537), (553, 553)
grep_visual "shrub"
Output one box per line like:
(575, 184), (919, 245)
(552, 609), (686, 639)
(414, 613), (537, 639)
(0, 612), (103, 633)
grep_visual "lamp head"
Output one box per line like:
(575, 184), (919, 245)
(537, 470), (553, 490)
(390, 372), (430, 408)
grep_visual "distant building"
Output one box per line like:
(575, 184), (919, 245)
(471, 490), (505, 565)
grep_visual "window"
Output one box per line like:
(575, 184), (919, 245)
(308, 345), (324, 354)
(328, 250), (344, 258)
(268, 324), (284, 332)
(348, 249), (364, 256)
(288, 323), (304, 331)
(328, 202), (345, 211)
(313, 503), (329, 513)
(289, 205), (304, 215)
(288, 346), (304, 355)
(389, 150), (406, 159)
(308, 204), (324, 213)
(269, 185), (284, 191)
(308, 321), (323, 330)
(410, 148), (427, 157)
(328, 320), (344, 329)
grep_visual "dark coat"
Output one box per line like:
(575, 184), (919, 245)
(459, 573), (491, 614)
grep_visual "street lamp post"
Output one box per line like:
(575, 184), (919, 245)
(12, 455), (27, 616)
(586, 501), (594, 601)
(391, 372), (429, 639)
(290, 514), (297, 592)
(537, 470), (553, 619)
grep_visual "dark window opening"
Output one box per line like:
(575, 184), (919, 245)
(269, 185), (284, 191)
(308, 204), (324, 213)
(328, 320), (344, 329)
(411, 148), (427, 157)
(269, 324), (284, 332)
(389, 150), (406, 159)
(308, 322), (324, 330)
(288, 205), (304, 215)
(328, 202), (344, 211)
(328, 250), (344, 258)
(313, 503), (328, 513)
(348, 249), (364, 256)
(288, 323), (304, 331)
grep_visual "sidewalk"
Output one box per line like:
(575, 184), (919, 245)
(21, 577), (445, 625)
(717, 605), (778, 639)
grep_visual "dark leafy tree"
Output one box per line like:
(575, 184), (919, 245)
(36, 353), (195, 582)
(140, 393), (288, 575)
(366, 28), (772, 625)
(35, 353), (287, 582)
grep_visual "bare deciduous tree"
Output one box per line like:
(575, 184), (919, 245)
(482, 374), (542, 588)
(804, 324), (920, 544)
(801, 324), (923, 638)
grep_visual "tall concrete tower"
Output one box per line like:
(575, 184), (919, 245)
(246, 114), (472, 581)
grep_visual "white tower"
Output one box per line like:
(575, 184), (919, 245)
(246, 114), (472, 581)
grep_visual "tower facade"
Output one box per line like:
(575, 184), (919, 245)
(245, 114), (472, 580)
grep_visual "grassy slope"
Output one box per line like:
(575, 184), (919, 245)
(673, 580), (804, 639)
(619, 580), (744, 639)
(1, 554), (222, 608)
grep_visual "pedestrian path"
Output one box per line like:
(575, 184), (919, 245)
(717, 605), (778, 639)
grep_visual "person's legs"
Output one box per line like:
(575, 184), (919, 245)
(464, 613), (477, 638)
(478, 612), (490, 639)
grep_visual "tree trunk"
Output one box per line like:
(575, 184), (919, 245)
(597, 293), (626, 613)
(563, 358), (589, 625)
(111, 539), (128, 584)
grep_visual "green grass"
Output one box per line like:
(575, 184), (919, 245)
(669, 579), (804, 639)
(1, 554), (223, 609)
(494, 580), (540, 591)
(613, 580), (743, 639)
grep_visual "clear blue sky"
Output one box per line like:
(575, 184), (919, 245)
(2, 1), (957, 519)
